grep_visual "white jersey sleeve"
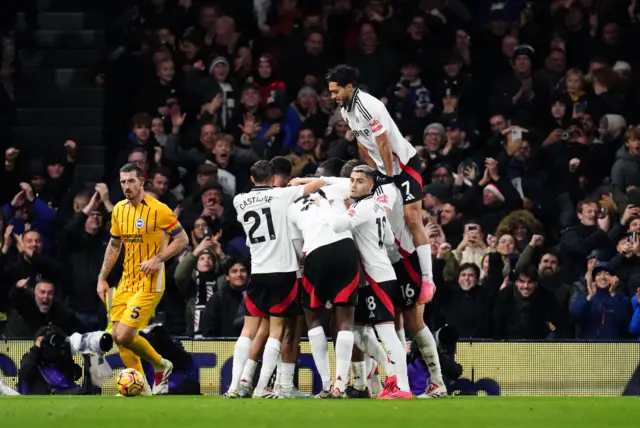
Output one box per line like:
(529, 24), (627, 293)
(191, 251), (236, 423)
(373, 183), (415, 258)
(341, 89), (417, 176)
(233, 186), (300, 274)
(347, 197), (396, 283)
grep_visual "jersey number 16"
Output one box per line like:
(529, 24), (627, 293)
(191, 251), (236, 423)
(244, 208), (276, 244)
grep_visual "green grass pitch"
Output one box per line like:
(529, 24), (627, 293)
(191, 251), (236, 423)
(1, 396), (638, 427)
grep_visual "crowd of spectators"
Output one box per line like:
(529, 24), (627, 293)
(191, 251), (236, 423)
(3, 0), (640, 342)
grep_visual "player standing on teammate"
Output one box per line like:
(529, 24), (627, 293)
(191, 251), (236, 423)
(288, 181), (361, 399)
(226, 161), (323, 398)
(97, 163), (188, 395)
(326, 65), (435, 301)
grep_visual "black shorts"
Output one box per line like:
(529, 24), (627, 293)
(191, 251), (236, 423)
(302, 239), (360, 309)
(392, 251), (422, 308)
(355, 280), (396, 324)
(393, 153), (423, 205)
(245, 271), (299, 318)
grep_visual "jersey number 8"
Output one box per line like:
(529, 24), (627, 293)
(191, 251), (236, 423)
(244, 208), (276, 244)
(366, 296), (377, 311)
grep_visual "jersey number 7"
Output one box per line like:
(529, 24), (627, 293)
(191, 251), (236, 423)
(244, 208), (276, 244)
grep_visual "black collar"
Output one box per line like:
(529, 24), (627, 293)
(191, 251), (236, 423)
(351, 193), (372, 204)
(346, 88), (360, 113)
(250, 186), (272, 191)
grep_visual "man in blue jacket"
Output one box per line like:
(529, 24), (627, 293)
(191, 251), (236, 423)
(571, 262), (632, 339)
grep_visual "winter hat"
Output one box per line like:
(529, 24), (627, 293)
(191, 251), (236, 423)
(514, 44), (535, 61)
(258, 54), (274, 67)
(592, 261), (616, 280)
(483, 183), (505, 202)
(208, 56), (229, 75)
(424, 122), (445, 139)
(613, 61), (631, 73)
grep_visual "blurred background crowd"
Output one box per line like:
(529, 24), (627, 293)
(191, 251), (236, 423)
(2, 0), (640, 342)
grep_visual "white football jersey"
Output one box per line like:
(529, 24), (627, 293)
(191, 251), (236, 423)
(317, 183), (396, 283)
(288, 185), (353, 256)
(233, 185), (303, 274)
(374, 183), (415, 260)
(340, 88), (417, 176)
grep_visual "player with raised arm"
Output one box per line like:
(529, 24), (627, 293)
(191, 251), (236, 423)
(315, 165), (412, 399)
(226, 161), (324, 399)
(294, 160), (448, 398)
(287, 179), (360, 399)
(97, 163), (189, 395)
(237, 156), (307, 398)
(326, 65), (436, 303)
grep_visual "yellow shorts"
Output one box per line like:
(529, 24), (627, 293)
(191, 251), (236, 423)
(110, 288), (163, 330)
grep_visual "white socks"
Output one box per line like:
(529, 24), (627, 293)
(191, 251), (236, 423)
(308, 326), (332, 391)
(230, 336), (252, 392)
(353, 325), (394, 376)
(375, 323), (410, 391)
(334, 331), (354, 392)
(240, 359), (257, 386)
(274, 359), (283, 389)
(280, 363), (295, 391)
(396, 328), (407, 351)
(414, 326), (443, 384)
(415, 245), (433, 281)
(255, 338), (281, 393)
(352, 360), (367, 391)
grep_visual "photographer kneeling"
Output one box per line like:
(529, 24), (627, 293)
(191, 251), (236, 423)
(19, 325), (83, 395)
(17, 325), (114, 395)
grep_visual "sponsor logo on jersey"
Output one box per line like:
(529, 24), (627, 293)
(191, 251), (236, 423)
(352, 129), (370, 138)
(375, 194), (389, 205)
(369, 120), (383, 133)
(347, 208), (356, 217)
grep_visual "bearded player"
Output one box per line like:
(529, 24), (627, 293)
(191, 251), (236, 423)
(97, 163), (188, 395)
(326, 65), (435, 303)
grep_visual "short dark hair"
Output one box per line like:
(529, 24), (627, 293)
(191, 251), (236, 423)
(120, 163), (145, 177)
(340, 159), (365, 178)
(271, 156), (292, 177)
(326, 65), (359, 87)
(459, 263), (480, 278)
(152, 166), (172, 180)
(517, 265), (539, 283)
(317, 158), (345, 178)
(131, 112), (152, 128)
(250, 160), (275, 183)
(224, 257), (249, 275)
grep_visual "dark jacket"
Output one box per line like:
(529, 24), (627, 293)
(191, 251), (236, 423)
(60, 212), (121, 312)
(494, 284), (560, 339)
(570, 289), (632, 339)
(18, 345), (82, 395)
(5, 285), (79, 338)
(560, 225), (610, 283)
(200, 281), (245, 338)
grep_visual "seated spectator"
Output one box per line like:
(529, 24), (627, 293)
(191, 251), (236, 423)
(286, 127), (320, 177)
(174, 232), (228, 336)
(5, 279), (80, 338)
(4, 230), (62, 288)
(570, 262), (631, 339)
(200, 258), (248, 338)
(494, 266), (560, 339)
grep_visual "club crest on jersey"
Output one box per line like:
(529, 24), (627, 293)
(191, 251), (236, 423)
(135, 218), (145, 229)
(369, 120), (383, 133)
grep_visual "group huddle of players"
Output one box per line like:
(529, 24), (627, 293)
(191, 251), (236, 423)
(225, 65), (448, 399)
(97, 65), (448, 399)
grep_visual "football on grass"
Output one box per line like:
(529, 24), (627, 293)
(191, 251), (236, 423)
(116, 368), (145, 397)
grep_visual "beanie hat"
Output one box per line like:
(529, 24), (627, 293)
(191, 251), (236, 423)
(483, 183), (505, 202)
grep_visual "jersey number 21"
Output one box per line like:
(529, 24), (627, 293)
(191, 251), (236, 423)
(244, 208), (276, 244)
